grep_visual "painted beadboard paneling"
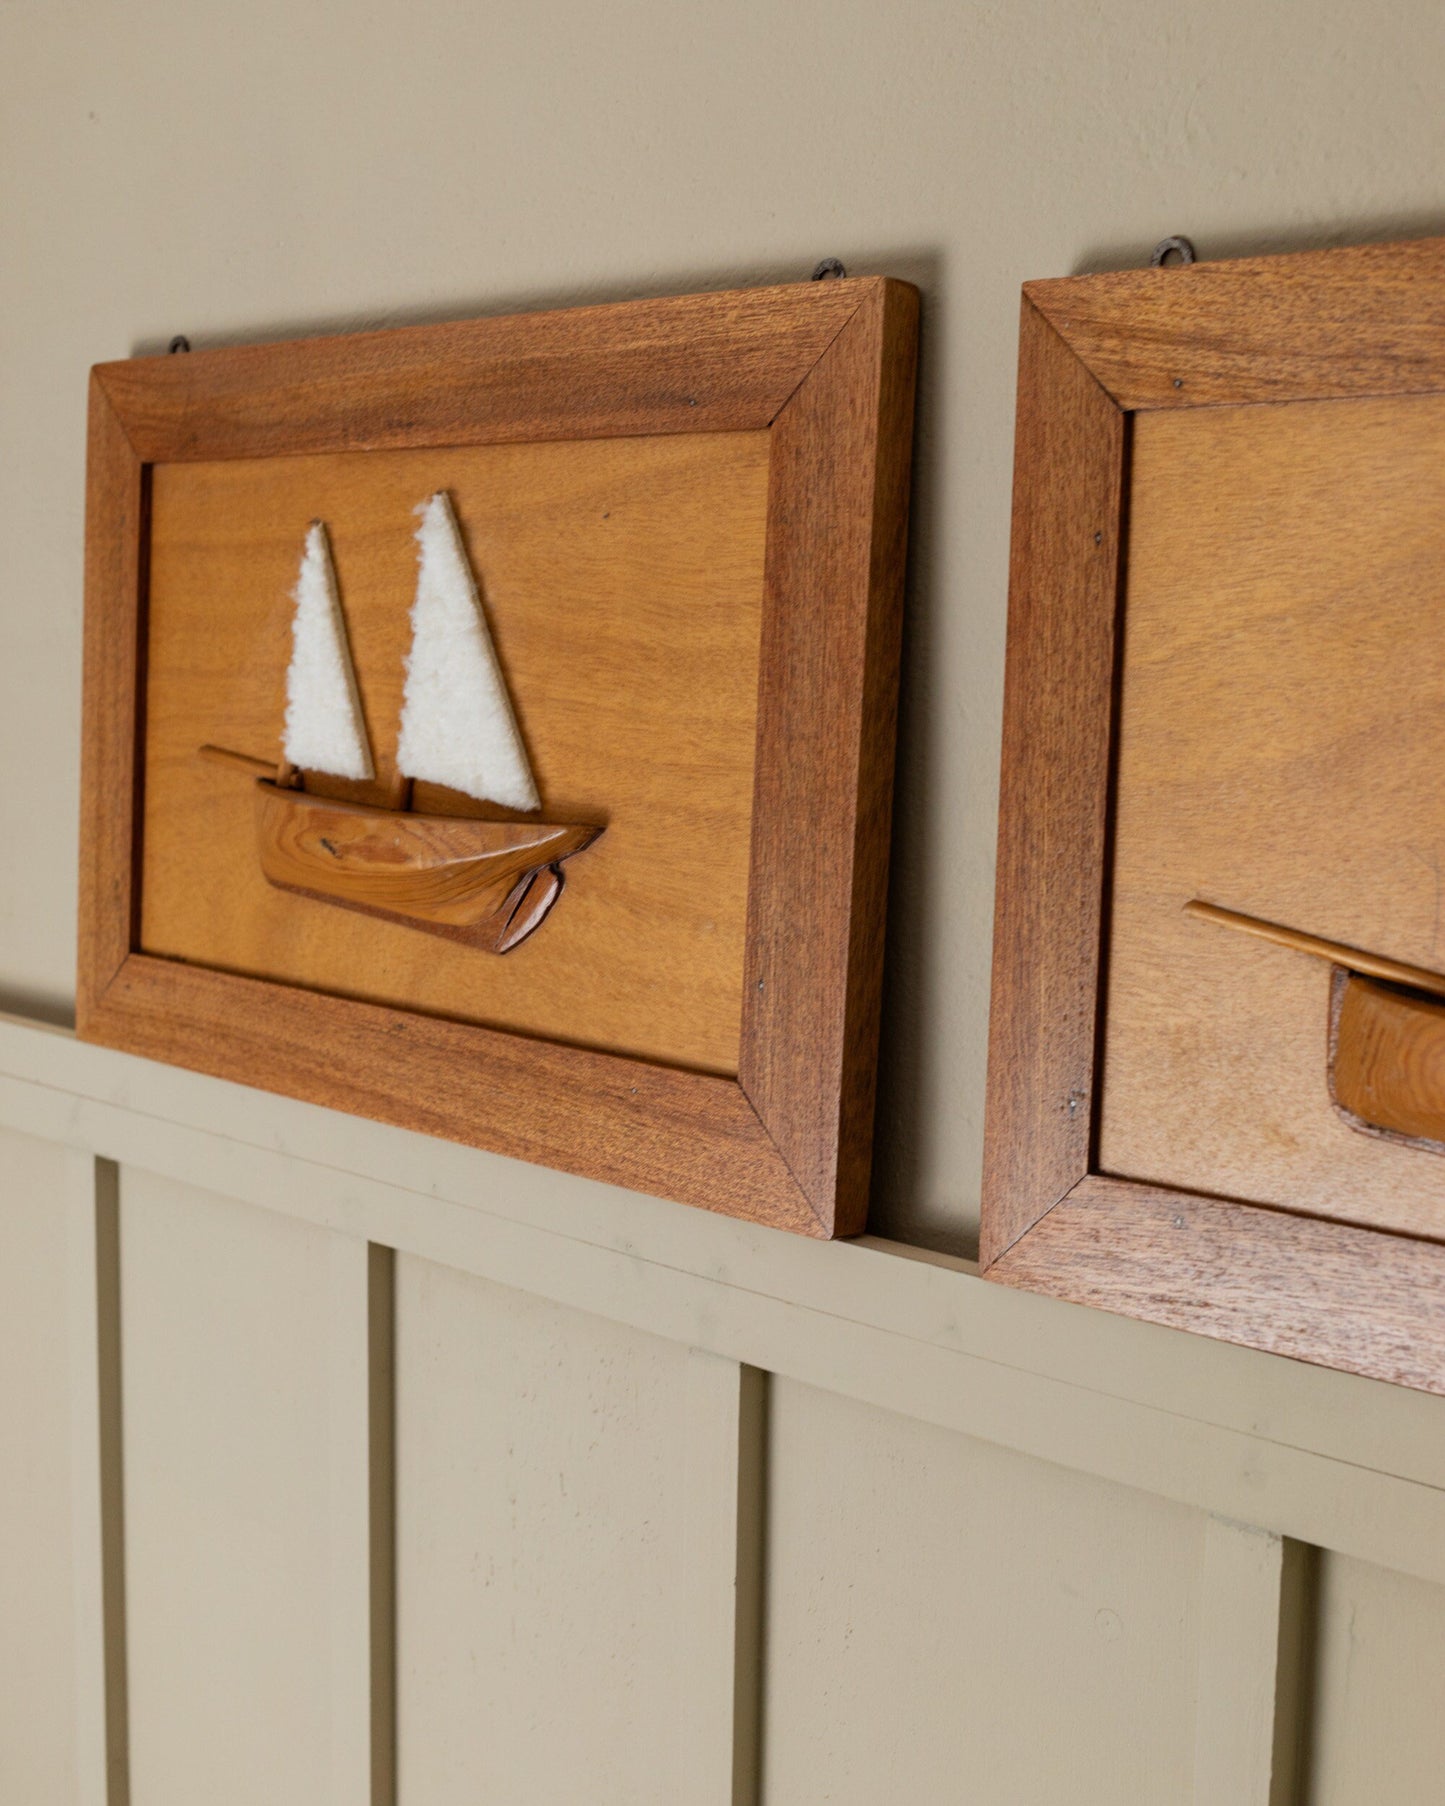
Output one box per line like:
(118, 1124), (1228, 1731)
(761, 1378), (1202, 1804)
(0, 1129), (81, 1804)
(1308, 1554), (1445, 1804)
(118, 1170), (371, 1806)
(395, 1254), (728, 1805)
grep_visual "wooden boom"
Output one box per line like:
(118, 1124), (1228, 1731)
(1184, 899), (1445, 1000)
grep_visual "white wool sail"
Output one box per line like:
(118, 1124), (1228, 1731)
(395, 493), (540, 812)
(282, 522), (375, 780)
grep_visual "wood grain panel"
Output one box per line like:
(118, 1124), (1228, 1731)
(1099, 393), (1445, 1242)
(92, 280), (867, 462)
(1026, 235), (1445, 411)
(140, 432), (767, 1075)
(980, 300), (1126, 1266)
(991, 1175), (1445, 1394)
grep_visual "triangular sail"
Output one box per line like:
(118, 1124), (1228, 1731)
(282, 522), (375, 781)
(395, 492), (540, 812)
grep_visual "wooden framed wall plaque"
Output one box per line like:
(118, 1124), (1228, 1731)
(983, 236), (1445, 1389)
(79, 278), (918, 1237)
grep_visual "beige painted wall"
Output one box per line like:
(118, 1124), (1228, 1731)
(5, 4), (1445, 1803)
(6, 0), (1441, 1248)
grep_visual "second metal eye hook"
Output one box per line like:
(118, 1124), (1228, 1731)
(1150, 236), (1196, 268)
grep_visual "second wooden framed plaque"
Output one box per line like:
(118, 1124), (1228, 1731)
(79, 276), (919, 1237)
(982, 235), (1445, 1387)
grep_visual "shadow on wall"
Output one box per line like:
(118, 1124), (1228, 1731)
(0, 985), (75, 1030)
(862, 249), (952, 1249)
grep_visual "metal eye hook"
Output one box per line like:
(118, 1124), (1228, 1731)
(811, 258), (847, 281)
(168, 334), (192, 354)
(1150, 237), (1197, 268)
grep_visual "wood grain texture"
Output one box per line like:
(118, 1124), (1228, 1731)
(979, 299), (1126, 1268)
(1026, 235), (1445, 411)
(92, 280), (868, 463)
(991, 1174), (1445, 1394)
(78, 378), (145, 1022)
(85, 954), (821, 1232)
(141, 434), (765, 1075)
(1100, 394), (1445, 1244)
(741, 278), (918, 1236)
(1331, 971), (1445, 1151)
(80, 278), (916, 1238)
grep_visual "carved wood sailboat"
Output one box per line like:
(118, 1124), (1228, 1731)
(202, 494), (600, 953)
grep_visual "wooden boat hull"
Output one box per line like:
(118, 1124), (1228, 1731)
(1330, 968), (1445, 1152)
(254, 781), (600, 952)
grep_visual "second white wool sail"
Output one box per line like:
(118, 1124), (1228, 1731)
(396, 492), (541, 812)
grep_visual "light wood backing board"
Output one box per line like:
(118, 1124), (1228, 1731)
(1099, 392), (1445, 1242)
(141, 432), (767, 1076)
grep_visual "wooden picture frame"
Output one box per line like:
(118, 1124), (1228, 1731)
(78, 277), (919, 1238)
(982, 237), (1445, 1389)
